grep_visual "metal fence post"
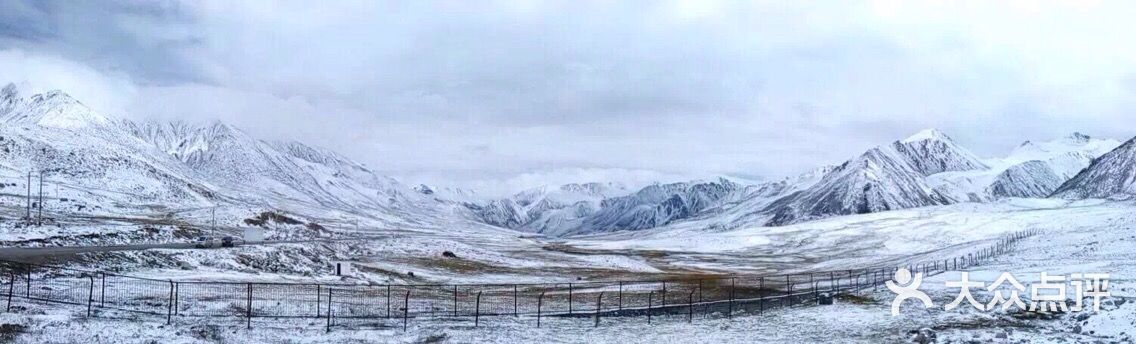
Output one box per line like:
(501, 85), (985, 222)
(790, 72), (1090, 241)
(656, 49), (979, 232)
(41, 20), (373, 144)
(647, 291), (653, 324)
(246, 283), (252, 330)
(537, 291), (544, 328)
(728, 277), (735, 319)
(568, 283), (573, 315)
(873, 270), (879, 291)
(784, 275), (791, 307)
(594, 291), (604, 327)
(316, 284), (321, 317)
(326, 288), (332, 333)
(99, 273), (105, 307)
(403, 290), (410, 331)
(758, 277), (764, 315)
(452, 285), (458, 317)
(698, 279), (703, 304)
(661, 281), (667, 308)
(687, 290), (694, 323)
(174, 282), (179, 316)
(513, 284), (518, 317)
(813, 281), (819, 305)
(86, 275), (94, 317)
(618, 281), (623, 311)
(6, 272), (13, 312)
(386, 285), (391, 318)
(166, 280), (174, 324)
(474, 291), (482, 327)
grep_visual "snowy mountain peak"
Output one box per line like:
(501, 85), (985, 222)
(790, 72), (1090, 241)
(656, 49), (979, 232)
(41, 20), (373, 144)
(892, 129), (987, 176)
(1064, 132), (1091, 143)
(901, 128), (951, 143)
(1, 83), (18, 100)
(1051, 136), (1136, 199)
(1, 89), (111, 129)
(1007, 132), (1120, 164)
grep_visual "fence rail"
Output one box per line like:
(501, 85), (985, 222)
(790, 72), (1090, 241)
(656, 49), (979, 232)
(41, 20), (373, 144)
(0, 229), (1037, 331)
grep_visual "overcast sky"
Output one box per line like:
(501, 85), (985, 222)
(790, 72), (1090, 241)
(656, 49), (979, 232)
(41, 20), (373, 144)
(2, 0), (1135, 195)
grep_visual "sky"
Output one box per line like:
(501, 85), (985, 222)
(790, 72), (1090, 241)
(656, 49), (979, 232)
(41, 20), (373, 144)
(1, 0), (1135, 195)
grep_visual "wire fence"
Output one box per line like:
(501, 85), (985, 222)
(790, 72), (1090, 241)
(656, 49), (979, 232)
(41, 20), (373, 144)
(0, 229), (1038, 331)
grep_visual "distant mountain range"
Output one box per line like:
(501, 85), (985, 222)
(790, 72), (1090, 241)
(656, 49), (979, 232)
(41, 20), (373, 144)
(3, 83), (1134, 237)
(456, 129), (1126, 235)
(0, 83), (449, 230)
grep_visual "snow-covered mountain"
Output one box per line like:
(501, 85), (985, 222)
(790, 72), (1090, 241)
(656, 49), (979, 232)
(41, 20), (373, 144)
(5, 84), (1133, 238)
(579, 178), (745, 234)
(467, 178), (764, 236)
(761, 130), (1119, 226)
(927, 133), (1120, 202)
(1, 85), (218, 213)
(1051, 136), (1136, 199)
(122, 120), (430, 217)
(893, 129), (988, 176)
(763, 143), (954, 226)
(986, 161), (1063, 198)
(468, 129), (1124, 233)
(1, 84), (111, 130)
(468, 182), (630, 236)
(0, 84), (454, 229)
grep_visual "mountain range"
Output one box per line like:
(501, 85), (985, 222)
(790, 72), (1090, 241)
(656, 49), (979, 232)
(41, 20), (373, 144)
(3, 84), (1135, 237)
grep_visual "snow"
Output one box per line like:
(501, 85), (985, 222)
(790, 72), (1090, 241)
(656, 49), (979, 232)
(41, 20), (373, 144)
(1053, 136), (1136, 199)
(4, 198), (1134, 342)
(901, 128), (948, 143)
(927, 133), (1120, 202)
(3, 87), (1136, 342)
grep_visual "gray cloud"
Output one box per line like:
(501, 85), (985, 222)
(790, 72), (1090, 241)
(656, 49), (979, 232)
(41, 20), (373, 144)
(2, 0), (1135, 194)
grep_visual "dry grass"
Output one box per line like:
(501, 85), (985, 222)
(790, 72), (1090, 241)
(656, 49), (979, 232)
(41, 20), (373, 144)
(835, 293), (877, 305)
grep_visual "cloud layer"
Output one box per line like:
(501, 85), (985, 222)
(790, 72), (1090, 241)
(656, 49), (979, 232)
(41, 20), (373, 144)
(2, 0), (1135, 195)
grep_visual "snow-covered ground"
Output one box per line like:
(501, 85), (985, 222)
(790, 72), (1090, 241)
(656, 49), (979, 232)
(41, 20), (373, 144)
(1, 199), (1132, 343)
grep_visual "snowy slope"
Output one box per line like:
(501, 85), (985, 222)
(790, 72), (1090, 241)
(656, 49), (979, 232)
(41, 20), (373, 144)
(1051, 136), (1136, 199)
(763, 144), (951, 226)
(469, 179), (761, 236)
(469, 182), (631, 236)
(120, 120), (455, 225)
(928, 133), (1120, 201)
(892, 129), (988, 176)
(578, 178), (745, 234)
(0, 84), (468, 232)
(0, 84), (219, 215)
(0, 85), (111, 130)
(985, 160), (1063, 198)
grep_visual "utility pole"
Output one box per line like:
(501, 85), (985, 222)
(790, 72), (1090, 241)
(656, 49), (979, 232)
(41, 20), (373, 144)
(25, 171), (31, 220)
(211, 206), (217, 237)
(37, 171), (43, 226)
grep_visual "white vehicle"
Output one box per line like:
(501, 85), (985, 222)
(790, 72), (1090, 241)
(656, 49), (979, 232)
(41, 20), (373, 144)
(193, 236), (219, 249)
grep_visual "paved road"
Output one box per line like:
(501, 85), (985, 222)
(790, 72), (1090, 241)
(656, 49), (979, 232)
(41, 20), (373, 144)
(0, 236), (392, 260)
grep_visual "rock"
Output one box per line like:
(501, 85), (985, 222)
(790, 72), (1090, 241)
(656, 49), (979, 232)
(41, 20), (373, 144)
(817, 293), (834, 305)
(912, 328), (937, 344)
(995, 332), (1007, 339)
(407, 271), (415, 277)
(441, 251), (457, 258)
